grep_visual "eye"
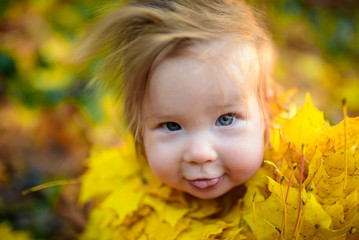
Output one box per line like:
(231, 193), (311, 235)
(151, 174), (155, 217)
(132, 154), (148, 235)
(215, 113), (236, 126)
(162, 122), (182, 131)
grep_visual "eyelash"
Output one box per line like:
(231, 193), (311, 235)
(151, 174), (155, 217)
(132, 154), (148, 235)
(215, 113), (238, 127)
(160, 112), (241, 132)
(161, 122), (182, 131)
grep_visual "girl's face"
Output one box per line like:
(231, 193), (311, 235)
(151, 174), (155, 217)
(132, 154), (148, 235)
(143, 44), (264, 199)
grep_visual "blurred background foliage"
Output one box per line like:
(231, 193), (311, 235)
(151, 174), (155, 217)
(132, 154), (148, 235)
(0, 0), (358, 239)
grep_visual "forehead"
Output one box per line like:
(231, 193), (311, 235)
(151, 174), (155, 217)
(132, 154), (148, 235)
(148, 55), (243, 103)
(154, 38), (261, 98)
(147, 38), (259, 96)
(144, 40), (260, 117)
(184, 38), (259, 80)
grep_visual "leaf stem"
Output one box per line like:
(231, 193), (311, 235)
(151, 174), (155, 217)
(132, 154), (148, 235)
(22, 179), (80, 195)
(252, 192), (260, 240)
(342, 98), (348, 192)
(292, 145), (305, 239)
(283, 164), (296, 239)
(280, 176), (287, 240)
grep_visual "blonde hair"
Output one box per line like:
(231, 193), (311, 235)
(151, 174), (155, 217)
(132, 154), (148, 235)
(78, 0), (275, 145)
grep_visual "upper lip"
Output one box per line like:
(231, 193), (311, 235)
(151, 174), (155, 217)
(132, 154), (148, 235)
(187, 177), (219, 181)
(185, 174), (224, 181)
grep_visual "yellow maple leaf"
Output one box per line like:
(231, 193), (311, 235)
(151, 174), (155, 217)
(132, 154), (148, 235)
(80, 209), (115, 240)
(281, 94), (329, 151)
(178, 218), (230, 240)
(142, 195), (189, 228)
(78, 135), (139, 205)
(100, 178), (144, 225)
(143, 212), (188, 240)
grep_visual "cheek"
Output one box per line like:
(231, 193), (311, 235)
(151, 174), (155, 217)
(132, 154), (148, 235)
(144, 141), (163, 173)
(143, 134), (178, 182)
(224, 133), (264, 180)
(227, 143), (263, 168)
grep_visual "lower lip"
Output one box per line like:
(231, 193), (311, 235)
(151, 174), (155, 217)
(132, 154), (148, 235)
(186, 175), (224, 192)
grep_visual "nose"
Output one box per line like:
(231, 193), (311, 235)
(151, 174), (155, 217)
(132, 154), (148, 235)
(183, 136), (217, 164)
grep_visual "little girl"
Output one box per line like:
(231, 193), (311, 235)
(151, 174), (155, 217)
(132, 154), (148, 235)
(80, 0), (274, 199)
(79, 1), (359, 239)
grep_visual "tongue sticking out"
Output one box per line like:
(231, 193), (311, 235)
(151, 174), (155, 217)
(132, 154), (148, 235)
(188, 176), (222, 190)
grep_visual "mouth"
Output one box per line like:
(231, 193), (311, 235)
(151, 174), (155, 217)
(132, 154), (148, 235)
(186, 175), (224, 192)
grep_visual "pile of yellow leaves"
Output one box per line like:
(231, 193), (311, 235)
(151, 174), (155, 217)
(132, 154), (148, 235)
(243, 95), (359, 239)
(79, 95), (359, 239)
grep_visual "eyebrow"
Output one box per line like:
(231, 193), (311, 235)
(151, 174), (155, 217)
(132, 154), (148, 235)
(209, 102), (248, 115)
(144, 112), (179, 122)
(209, 92), (247, 109)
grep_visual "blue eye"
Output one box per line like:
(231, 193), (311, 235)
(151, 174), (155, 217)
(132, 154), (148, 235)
(163, 122), (182, 131)
(215, 113), (235, 126)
